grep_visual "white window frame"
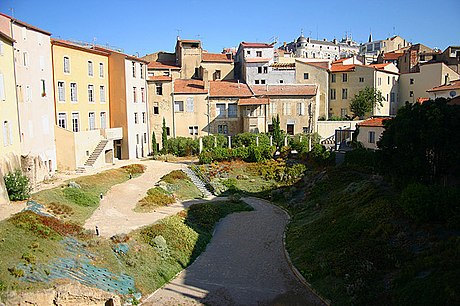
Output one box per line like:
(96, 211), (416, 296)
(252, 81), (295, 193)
(368, 131), (376, 143)
(100, 85), (106, 103)
(0, 73), (5, 101)
(88, 61), (94, 77)
(100, 112), (107, 129)
(57, 112), (67, 129)
(186, 97), (194, 113)
(99, 63), (104, 78)
(88, 112), (96, 130)
(216, 103), (226, 118)
(64, 56), (70, 73)
(88, 84), (94, 103)
(57, 81), (65, 102)
(71, 112), (80, 132)
(70, 82), (77, 102)
(174, 101), (184, 112)
(228, 103), (237, 118)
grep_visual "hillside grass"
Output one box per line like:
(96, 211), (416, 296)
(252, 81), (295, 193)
(32, 165), (145, 224)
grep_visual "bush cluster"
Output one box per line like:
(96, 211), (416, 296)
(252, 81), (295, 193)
(198, 145), (275, 164)
(309, 144), (335, 166)
(258, 160), (307, 183)
(3, 169), (30, 201)
(165, 137), (199, 156)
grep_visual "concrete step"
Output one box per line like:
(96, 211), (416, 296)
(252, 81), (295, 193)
(182, 168), (213, 197)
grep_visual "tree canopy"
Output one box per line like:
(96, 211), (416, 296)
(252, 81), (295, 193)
(350, 87), (385, 119)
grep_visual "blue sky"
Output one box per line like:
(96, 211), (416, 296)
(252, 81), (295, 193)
(1, 0), (458, 56)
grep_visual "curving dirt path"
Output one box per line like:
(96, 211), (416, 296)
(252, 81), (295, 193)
(84, 160), (194, 237)
(142, 197), (325, 306)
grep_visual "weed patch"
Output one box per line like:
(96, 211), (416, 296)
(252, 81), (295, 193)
(135, 187), (175, 212)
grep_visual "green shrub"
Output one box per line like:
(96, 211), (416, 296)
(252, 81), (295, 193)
(400, 183), (460, 223)
(233, 133), (270, 148)
(199, 151), (213, 164)
(121, 164), (146, 175)
(8, 267), (24, 278)
(166, 137), (199, 156)
(309, 144), (335, 166)
(161, 170), (188, 184)
(3, 169), (30, 201)
(136, 187), (175, 212)
(201, 135), (228, 150)
(345, 147), (379, 171)
(152, 235), (170, 259)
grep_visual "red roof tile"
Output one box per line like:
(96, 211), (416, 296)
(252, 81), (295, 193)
(238, 97), (269, 105)
(383, 52), (404, 60)
(0, 12), (51, 36)
(148, 61), (181, 70)
(303, 61), (329, 69)
(51, 39), (110, 56)
(271, 62), (295, 68)
(149, 76), (172, 81)
(202, 53), (232, 62)
(330, 64), (356, 72)
(209, 81), (252, 98)
(174, 79), (207, 94)
(240, 42), (273, 48)
(369, 63), (391, 69)
(332, 57), (349, 64)
(427, 79), (460, 92)
(358, 117), (390, 127)
(251, 84), (317, 96)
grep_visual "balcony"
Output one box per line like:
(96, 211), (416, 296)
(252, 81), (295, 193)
(101, 127), (123, 140)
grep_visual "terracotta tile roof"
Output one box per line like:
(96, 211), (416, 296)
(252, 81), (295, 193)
(358, 117), (390, 127)
(245, 58), (271, 63)
(330, 64), (356, 72)
(92, 46), (149, 63)
(427, 79), (460, 92)
(149, 76), (172, 81)
(251, 84), (317, 96)
(202, 53), (232, 62)
(51, 39), (110, 56)
(148, 61), (181, 70)
(332, 57), (349, 64)
(174, 79), (207, 94)
(209, 81), (252, 98)
(302, 61), (329, 69)
(240, 42), (273, 48)
(0, 12), (51, 36)
(369, 63), (391, 69)
(383, 52), (404, 60)
(238, 97), (269, 105)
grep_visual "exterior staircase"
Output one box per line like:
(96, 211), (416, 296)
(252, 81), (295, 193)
(321, 134), (335, 148)
(84, 140), (108, 167)
(182, 167), (213, 198)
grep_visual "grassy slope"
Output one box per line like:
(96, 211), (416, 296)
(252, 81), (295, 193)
(32, 166), (143, 224)
(280, 167), (460, 305)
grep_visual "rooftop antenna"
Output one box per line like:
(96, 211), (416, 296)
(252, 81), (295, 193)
(393, 26), (396, 36)
(9, 7), (14, 18)
(300, 28), (304, 36)
(316, 24), (319, 40)
(92, 37), (97, 47)
(176, 29), (182, 40)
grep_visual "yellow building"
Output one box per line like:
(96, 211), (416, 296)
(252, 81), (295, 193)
(51, 39), (122, 171)
(0, 30), (21, 204)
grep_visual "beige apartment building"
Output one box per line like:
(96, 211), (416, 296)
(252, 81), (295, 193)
(399, 62), (459, 105)
(329, 62), (399, 118)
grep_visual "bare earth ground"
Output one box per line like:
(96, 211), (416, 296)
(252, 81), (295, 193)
(142, 197), (325, 306)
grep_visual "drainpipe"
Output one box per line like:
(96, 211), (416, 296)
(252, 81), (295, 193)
(171, 78), (176, 137)
(207, 87), (210, 135)
(10, 19), (22, 144)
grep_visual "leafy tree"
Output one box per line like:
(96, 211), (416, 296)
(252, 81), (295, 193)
(151, 131), (158, 155)
(378, 98), (460, 185)
(271, 114), (283, 149)
(349, 87), (385, 119)
(161, 117), (168, 154)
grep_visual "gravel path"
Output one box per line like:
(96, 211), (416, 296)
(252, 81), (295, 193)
(84, 160), (194, 237)
(143, 197), (325, 306)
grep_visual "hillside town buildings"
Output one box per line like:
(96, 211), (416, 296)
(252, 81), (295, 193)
(0, 11), (458, 202)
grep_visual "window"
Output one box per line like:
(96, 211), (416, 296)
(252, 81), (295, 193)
(142, 112), (146, 123)
(194, 67), (199, 78)
(255, 80), (260, 84)
(303, 127), (308, 133)
(270, 103), (277, 115)
(153, 102), (159, 114)
(228, 103), (237, 118)
(71, 113), (79, 132)
(100, 112), (107, 129)
(390, 92), (395, 103)
(3, 121), (12, 146)
(136, 134), (139, 144)
(268, 124), (273, 133)
(100, 86), (106, 103)
(174, 101), (184, 112)
(304, 73), (309, 79)
(0, 73), (5, 100)
(188, 126), (198, 135)
(185, 97), (194, 112)
(215, 70), (221, 80)
(263, 66), (268, 73)
(58, 113), (66, 129)
(132, 62), (136, 77)
(342, 73), (348, 82)
(341, 108), (348, 117)
(378, 78), (382, 86)
(388, 76), (390, 85)
(88, 85), (94, 102)
(410, 91), (414, 97)
(258, 67), (262, 73)
(256, 51), (262, 57)
(88, 61), (93, 76)
(88, 112), (95, 130)
(342, 88), (348, 99)
(261, 80), (266, 84)
(246, 50), (251, 55)
(166, 127), (170, 136)
(40, 79), (46, 97)
(286, 124), (294, 135)
(134, 112), (138, 124)
(330, 88), (336, 100)
(331, 74), (336, 83)
(39, 56), (45, 70)
(70, 83), (77, 102)
(99, 63), (104, 77)
(297, 102), (305, 116)
(57, 81), (65, 101)
(218, 124), (228, 134)
(410, 78), (414, 85)
(368, 131), (376, 143)
(216, 103), (226, 118)
(279, 80), (284, 84)
(359, 77), (364, 83)
(133, 87), (137, 103)
(140, 63), (144, 79)
(23, 52), (29, 67)
(25, 85), (31, 102)
(156, 83), (162, 95)
(283, 102), (292, 115)
(64, 57), (70, 73)
(144, 132), (147, 143)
